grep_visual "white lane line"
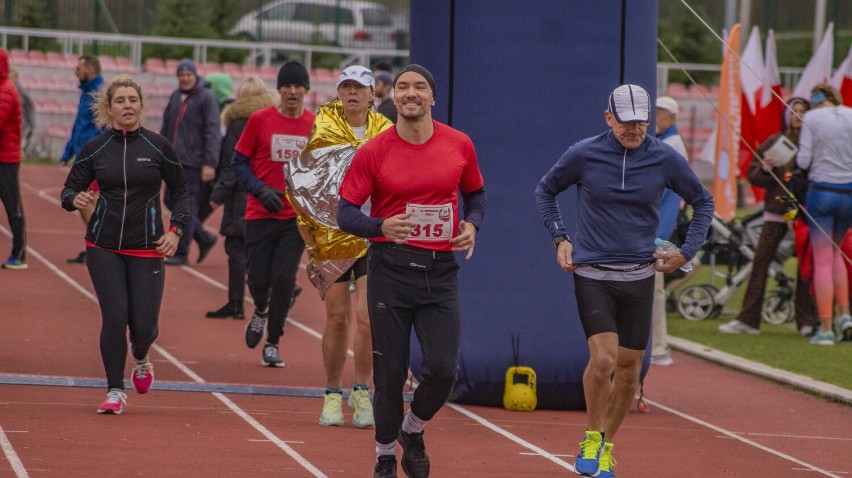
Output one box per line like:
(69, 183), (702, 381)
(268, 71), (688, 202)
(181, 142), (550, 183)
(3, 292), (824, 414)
(642, 397), (842, 477)
(0, 223), (327, 478)
(214, 392), (326, 477)
(0, 425), (29, 478)
(446, 403), (576, 472)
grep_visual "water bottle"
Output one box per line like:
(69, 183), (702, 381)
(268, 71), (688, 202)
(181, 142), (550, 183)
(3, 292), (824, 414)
(654, 238), (694, 272)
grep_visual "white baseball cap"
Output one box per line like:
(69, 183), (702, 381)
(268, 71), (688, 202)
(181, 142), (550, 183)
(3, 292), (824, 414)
(337, 65), (374, 88)
(607, 84), (650, 123)
(656, 96), (679, 115)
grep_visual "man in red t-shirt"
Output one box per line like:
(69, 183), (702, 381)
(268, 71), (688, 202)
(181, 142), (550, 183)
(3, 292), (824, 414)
(231, 61), (315, 367)
(338, 64), (487, 478)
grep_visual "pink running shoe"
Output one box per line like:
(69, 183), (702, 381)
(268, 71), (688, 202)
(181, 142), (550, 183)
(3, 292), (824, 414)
(97, 389), (127, 414)
(132, 359), (154, 394)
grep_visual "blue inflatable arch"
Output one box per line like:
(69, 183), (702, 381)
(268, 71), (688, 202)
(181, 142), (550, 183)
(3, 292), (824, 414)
(407, 0), (659, 409)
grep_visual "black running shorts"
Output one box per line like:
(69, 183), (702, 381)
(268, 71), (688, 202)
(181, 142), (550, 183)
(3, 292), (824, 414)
(572, 274), (655, 350)
(335, 255), (368, 283)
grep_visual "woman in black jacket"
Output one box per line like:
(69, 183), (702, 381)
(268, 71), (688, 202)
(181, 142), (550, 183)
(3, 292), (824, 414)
(206, 76), (275, 319)
(60, 75), (190, 415)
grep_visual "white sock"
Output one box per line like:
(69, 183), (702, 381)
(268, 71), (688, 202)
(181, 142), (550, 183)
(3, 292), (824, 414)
(376, 440), (396, 457)
(401, 409), (426, 434)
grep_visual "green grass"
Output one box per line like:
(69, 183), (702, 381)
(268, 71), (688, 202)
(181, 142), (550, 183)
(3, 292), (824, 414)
(667, 258), (852, 391)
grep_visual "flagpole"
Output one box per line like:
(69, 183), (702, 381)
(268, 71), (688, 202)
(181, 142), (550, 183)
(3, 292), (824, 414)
(739, 0), (752, 45)
(814, 0), (827, 53)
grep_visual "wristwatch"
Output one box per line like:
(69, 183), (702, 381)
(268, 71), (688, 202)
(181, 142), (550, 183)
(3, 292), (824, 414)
(553, 235), (571, 249)
(169, 226), (184, 237)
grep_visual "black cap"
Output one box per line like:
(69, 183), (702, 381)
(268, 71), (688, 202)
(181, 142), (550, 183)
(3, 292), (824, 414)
(277, 61), (310, 90)
(393, 64), (436, 98)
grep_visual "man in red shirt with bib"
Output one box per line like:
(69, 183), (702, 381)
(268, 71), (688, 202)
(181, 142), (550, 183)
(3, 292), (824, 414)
(338, 64), (487, 478)
(232, 61), (315, 367)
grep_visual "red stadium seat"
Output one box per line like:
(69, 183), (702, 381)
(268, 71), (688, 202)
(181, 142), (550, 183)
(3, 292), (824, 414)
(144, 57), (169, 75)
(9, 49), (32, 66)
(200, 62), (223, 75)
(222, 62), (242, 79)
(260, 65), (278, 81)
(27, 50), (48, 67)
(241, 64), (261, 79)
(98, 55), (119, 72)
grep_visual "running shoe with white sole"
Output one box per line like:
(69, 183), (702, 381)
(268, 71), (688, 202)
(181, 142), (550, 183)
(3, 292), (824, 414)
(718, 319), (760, 335)
(132, 358), (154, 394)
(809, 330), (836, 345)
(245, 308), (268, 348)
(97, 389), (127, 415)
(838, 315), (852, 342)
(262, 343), (285, 367)
(348, 388), (375, 428)
(319, 392), (344, 426)
(1, 257), (27, 270)
(574, 430), (604, 477)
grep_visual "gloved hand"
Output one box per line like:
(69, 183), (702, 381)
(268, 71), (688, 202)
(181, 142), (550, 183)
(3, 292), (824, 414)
(253, 184), (284, 214)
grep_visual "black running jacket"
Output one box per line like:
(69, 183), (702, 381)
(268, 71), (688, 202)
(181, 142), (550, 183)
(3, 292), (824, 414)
(61, 127), (190, 251)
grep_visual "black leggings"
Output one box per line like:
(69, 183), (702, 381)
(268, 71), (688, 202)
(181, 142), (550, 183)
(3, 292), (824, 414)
(573, 274), (655, 350)
(0, 163), (26, 261)
(368, 244), (461, 445)
(245, 218), (304, 345)
(86, 247), (164, 390)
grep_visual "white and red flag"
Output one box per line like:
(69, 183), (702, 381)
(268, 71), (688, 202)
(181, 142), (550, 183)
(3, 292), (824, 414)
(757, 29), (784, 141)
(738, 26), (765, 201)
(831, 42), (852, 107)
(792, 22), (834, 99)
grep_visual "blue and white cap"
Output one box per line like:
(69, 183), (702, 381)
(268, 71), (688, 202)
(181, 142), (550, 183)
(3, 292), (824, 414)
(607, 84), (650, 123)
(337, 65), (374, 88)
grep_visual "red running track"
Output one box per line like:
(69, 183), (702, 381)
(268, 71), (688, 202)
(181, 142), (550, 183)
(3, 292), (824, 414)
(0, 164), (850, 477)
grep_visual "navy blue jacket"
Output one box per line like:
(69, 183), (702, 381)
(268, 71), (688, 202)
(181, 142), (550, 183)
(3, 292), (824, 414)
(160, 78), (221, 170)
(535, 130), (713, 263)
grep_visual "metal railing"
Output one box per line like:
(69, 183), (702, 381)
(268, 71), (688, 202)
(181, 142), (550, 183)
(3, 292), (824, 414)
(0, 26), (409, 69)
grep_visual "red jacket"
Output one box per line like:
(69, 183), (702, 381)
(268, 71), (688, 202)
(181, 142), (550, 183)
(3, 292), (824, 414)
(0, 48), (22, 164)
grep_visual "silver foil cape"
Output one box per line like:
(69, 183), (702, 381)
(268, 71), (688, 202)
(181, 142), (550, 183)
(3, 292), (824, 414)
(285, 100), (392, 298)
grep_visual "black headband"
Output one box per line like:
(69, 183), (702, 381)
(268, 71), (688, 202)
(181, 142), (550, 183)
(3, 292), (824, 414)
(393, 64), (436, 98)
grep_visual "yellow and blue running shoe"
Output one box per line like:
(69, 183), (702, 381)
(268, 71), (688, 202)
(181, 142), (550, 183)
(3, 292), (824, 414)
(598, 442), (616, 478)
(574, 430), (604, 476)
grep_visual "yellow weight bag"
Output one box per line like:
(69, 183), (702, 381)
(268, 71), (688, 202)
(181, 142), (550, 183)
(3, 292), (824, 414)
(503, 366), (537, 412)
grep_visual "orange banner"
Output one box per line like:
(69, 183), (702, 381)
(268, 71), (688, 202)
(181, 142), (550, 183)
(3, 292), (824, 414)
(713, 24), (742, 221)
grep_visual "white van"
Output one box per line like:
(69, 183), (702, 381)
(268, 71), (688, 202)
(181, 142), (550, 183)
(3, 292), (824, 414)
(230, 0), (403, 50)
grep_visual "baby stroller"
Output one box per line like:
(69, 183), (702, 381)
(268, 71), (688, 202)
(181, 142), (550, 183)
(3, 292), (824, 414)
(675, 206), (795, 323)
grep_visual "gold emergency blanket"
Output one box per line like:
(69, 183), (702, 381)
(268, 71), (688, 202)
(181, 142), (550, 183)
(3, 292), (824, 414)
(286, 99), (392, 298)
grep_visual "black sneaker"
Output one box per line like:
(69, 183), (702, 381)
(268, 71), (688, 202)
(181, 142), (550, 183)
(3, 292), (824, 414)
(245, 309), (268, 348)
(374, 455), (398, 478)
(398, 430), (429, 478)
(262, 343), (284, 367)
(206, 301), (244, 319)
(67, 251), (86, 264)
